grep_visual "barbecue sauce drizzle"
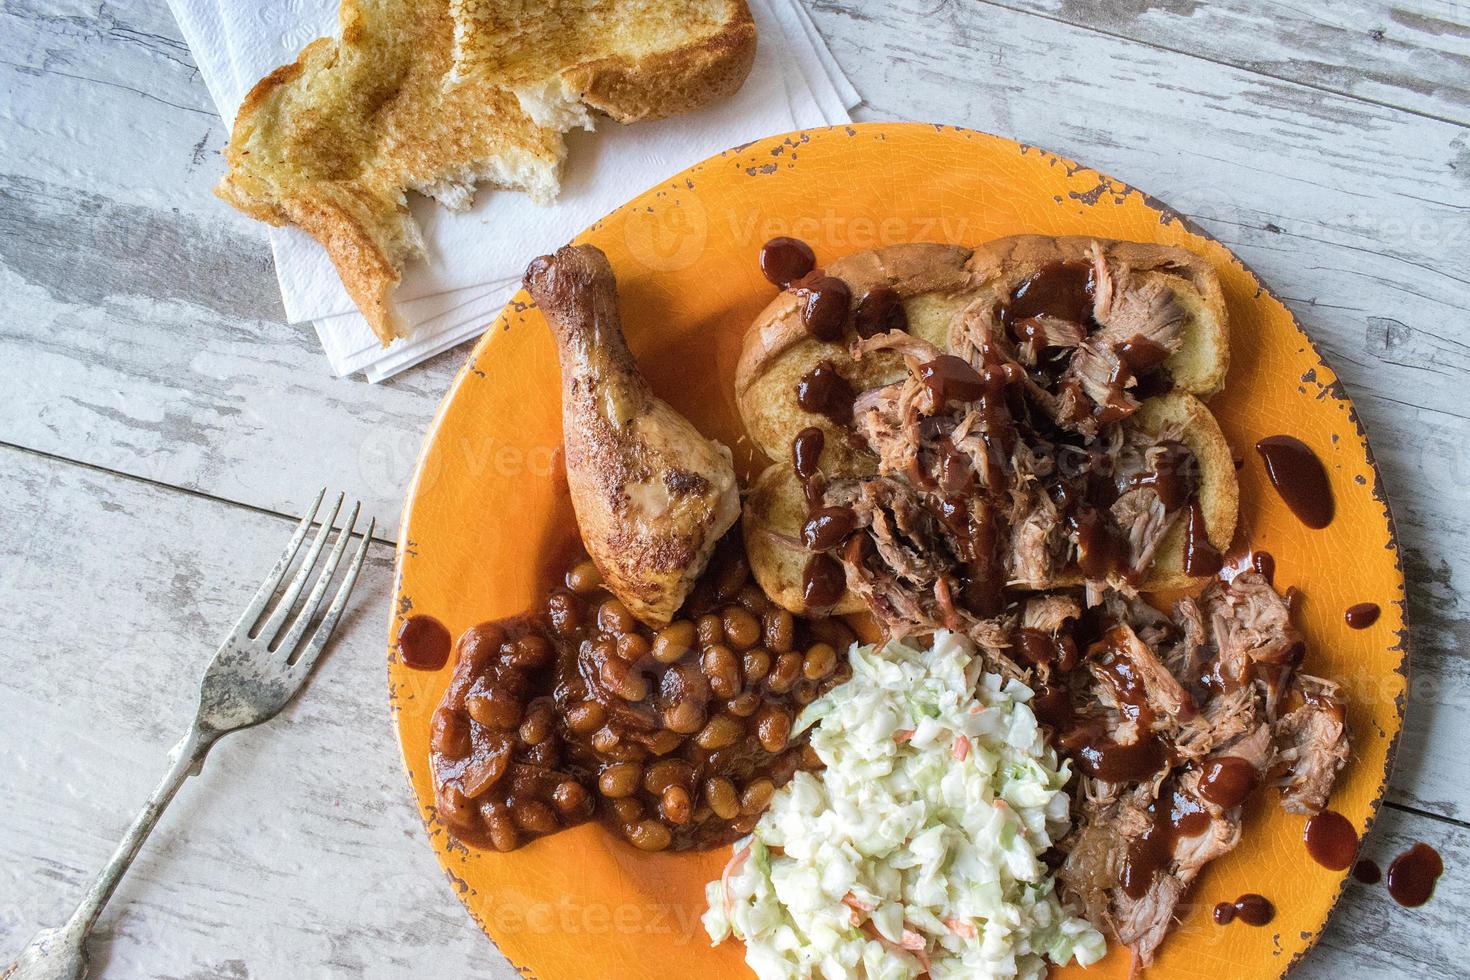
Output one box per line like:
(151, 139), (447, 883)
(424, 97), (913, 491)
(1256, 435), (1334, 529)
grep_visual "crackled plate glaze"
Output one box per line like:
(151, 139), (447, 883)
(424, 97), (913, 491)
(390, 123), (1407, 979)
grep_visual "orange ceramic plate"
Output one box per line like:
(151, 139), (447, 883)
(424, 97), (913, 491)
(390, 123), (1407, 979)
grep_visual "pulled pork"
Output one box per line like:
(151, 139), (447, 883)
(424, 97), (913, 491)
(1053, 572), (1349, 967)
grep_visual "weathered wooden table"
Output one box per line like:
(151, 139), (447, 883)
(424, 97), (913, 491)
(2, 2), (1465, 976)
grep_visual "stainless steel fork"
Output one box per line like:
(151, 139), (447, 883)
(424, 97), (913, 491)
(4, 490), (375, 980)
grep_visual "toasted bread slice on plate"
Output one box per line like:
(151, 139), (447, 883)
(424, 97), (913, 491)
(744, 390), (1238, 614)
(735, 236), (1229, 477)
(959, 235), (1229, 397)
(743, 463), (866, 616)
(217, 0), (756, 343)
(1112, 391), (1239, 591)
(736, 243), (979, 477)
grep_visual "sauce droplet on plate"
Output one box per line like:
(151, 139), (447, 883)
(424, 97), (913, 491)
(1386, 843), (1443, 907)
(1304, 809), (1359, 871)
(1345, 602), (1381, 629)
(1255, 435), (1334, 529)
(398, 614), (452, 670)
(1251, 550), (1276, 586)
(759, 236), (814, 288)
(1232, 894), (1275, 926)
(1213, 894), (1275, 926)
(1352, 859), (1382, 885)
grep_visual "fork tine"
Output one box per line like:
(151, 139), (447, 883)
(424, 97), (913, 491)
(275, 500), (360, 661)
(229, 488), (326, 638)
(289, 518), (375, 681)
(256, 492), (344, 646)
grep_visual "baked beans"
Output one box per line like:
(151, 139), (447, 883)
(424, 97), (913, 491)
(465, 690), (521, 730)
(704, 777), (739, 820)
(696, 613), (725, 647)
(721, 606), (762, 651)
(695, 713), (744, 750)
(652, 620), (696, 663)
(428, 533), (854, 853)
(756, 705), (792, 753)
(702, 644), (742, 699)
(565, 559), (603, 594)
(599, 762), (642, 798)
(660, 785), (693, 825)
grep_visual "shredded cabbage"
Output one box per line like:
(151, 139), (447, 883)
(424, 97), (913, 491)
(702, 631), (1106, 979)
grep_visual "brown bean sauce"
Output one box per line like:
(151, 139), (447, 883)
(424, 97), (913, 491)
(429, 532), (853, 854)
(1387, 843), (1443, 907)
(1345, 602), (1381, 629)
(398, 614), (452, 670)
(854, 284), (907, 338)
(793, 273), (851, 342)
(759, 237), (814, 288)
(1352, 859), (1382, 884)
(796, 360), (856, 428)
(1304, 810), (1359, 871)
(1256, 435), (1334, 529)
(1198, 755), (1260, 809)
(1182, 499), (1224, 577)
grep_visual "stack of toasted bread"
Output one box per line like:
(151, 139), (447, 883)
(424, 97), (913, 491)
(736, 235), (1238, 614)
(216, 0), (757, 344)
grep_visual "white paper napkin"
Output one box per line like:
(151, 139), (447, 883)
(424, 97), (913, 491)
(168, 0), (859, 380)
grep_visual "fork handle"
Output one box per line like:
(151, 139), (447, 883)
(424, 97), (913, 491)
(60, 724), (219, 940)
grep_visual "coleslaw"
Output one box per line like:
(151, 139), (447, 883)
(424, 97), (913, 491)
(702, 631), (1105, 979)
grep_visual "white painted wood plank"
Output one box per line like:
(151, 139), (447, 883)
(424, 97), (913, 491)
(993, 0), (1470, 126)
(0, 447), (1459, 976)
(0, 448), (517, 979)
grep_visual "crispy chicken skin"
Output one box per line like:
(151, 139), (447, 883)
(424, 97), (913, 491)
(524, 244), (740, 627)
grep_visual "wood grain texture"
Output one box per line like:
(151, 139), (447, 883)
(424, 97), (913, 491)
(0, 0), (1466, 976)
(994, 0), (1470, 126)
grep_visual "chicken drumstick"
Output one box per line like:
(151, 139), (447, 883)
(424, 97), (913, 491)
(524, 244), (740, 628)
